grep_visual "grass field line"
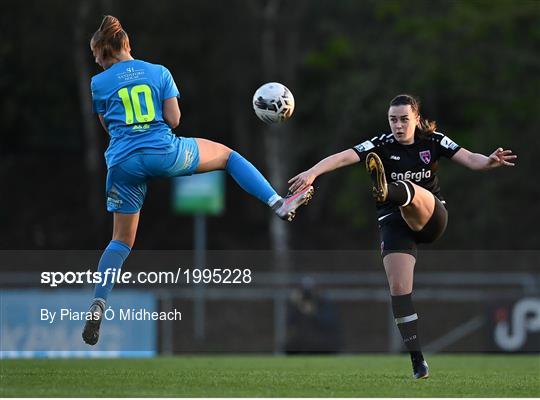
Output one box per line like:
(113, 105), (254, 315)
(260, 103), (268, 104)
(1, 354), (539, 397)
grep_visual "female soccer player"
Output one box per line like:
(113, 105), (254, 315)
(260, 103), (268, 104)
(288, 94), (516, 379)
(82, 15), (313, 345)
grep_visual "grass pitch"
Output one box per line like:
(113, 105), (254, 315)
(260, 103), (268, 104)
(1, 354), (539, 397)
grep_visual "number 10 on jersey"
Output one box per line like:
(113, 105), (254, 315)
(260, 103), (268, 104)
(117, 84), (156, 124)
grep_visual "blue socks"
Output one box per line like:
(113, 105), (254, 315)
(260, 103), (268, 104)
(225, 151), (281, 206)
(93, 240), (131, 302)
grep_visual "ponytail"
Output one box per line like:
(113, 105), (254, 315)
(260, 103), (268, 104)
(91, 15), (131, 59)
(389, 94), (437, 136)
(418, 116), (437, 135)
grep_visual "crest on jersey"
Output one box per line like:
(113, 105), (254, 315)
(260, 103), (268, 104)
(419, 150), (431, 164)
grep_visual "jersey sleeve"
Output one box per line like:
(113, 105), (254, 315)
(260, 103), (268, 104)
(161, 66), (180, 100)
(433, 132), (461, 158)
(90, 79), (106, 114)
(351, 137), (379, 161)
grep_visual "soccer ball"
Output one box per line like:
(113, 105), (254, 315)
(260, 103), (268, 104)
(252, 82), (295, 124)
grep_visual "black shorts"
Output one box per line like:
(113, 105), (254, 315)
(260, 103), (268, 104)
(378, 197), (448, 259)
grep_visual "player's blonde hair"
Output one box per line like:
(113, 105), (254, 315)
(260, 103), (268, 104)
(390, 94), (437, 136)
(90, 15), (131, 59)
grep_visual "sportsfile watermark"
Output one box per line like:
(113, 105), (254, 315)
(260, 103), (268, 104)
(40, 267), (253, 287)
(1, 251), (539, 354)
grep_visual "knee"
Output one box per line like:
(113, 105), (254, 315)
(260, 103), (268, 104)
(222, 146), (233, 164)
(221, 147), (236, 169)
(195, 138), (233, 168)
(208, 140), (233, 169)
(388, 281), (412, 296)
(112, 235), (135, 249)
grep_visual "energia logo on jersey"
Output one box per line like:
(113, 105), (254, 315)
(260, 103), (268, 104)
(391, 168), (431, 182)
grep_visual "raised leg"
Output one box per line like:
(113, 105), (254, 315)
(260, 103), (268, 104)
(398, 182), (435, 232)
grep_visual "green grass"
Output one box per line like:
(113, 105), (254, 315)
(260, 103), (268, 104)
(1, 355), (539, 397)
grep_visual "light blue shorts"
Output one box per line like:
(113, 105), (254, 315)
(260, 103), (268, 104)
(105, 137), (200, 213)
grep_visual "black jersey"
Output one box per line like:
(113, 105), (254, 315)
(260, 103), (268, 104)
(352, 132), (461, 218)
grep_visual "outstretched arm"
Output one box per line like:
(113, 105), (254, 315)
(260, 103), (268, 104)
(288, 149), (360, 193)
(451, 147), (516, 171)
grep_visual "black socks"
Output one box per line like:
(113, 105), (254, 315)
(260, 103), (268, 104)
(391, 293), (424, 363)
(387, 180), (415, 207)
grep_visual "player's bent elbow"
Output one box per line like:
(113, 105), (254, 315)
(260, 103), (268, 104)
(166, 114), (180, 129)
(163, 98), (181, 129)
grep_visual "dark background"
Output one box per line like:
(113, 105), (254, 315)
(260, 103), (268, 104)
(1, 0), (539, 251)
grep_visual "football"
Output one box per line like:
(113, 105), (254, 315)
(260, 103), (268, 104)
(252, 82), (295, 124)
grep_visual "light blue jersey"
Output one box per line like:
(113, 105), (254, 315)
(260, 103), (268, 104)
(91, 59), (180, 167)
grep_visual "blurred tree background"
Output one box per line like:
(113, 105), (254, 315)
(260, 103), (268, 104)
(1, 0), (538, 250)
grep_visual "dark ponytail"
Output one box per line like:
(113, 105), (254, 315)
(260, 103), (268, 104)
(389, 94), (437, 136)
(90, 15), (131, 59)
